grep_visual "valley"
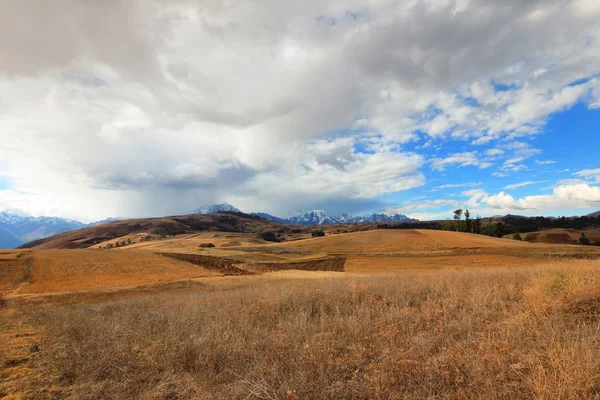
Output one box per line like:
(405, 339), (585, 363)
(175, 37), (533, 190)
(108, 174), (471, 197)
(2, 223), (600, 398)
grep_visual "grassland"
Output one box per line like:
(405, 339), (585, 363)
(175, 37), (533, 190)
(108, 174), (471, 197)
(2, 229), (600, 399)
(503, 228), (600, 245)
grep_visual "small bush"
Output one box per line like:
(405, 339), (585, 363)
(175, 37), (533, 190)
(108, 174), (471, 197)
(261, 232), (284, 242)
(579, 233), (591, 245)
(512, 232), (522, 241)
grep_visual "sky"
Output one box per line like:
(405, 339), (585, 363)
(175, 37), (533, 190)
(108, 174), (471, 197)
(0, 0), (599, 223)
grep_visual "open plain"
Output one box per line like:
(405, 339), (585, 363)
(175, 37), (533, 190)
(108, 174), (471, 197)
(2, 229), (600, 399)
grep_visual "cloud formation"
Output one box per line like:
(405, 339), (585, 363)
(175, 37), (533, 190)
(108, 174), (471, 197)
(0, 0), (599, 220)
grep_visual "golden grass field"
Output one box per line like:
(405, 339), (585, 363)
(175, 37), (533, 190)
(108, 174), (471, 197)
(2, 229), (600, 399)
(503, 228), (600, 245)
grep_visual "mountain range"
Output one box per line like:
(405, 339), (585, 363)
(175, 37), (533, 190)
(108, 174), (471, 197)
(6, 204), (599, 250)
(0, 212), (122, 249)
(191, 203), (418, 225)
(0, 204), (416, 249)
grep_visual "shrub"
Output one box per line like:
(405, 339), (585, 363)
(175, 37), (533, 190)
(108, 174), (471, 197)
(261, 232), (284, 242)
(579, 233), (591, 245)
(311, 230), (325, 237)
(513, 233), (523, 241)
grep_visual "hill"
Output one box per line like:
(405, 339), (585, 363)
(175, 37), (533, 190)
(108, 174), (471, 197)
(587, 210), (600, 218)
(504, 228), (600, 245)
(19, 212), (286, 250)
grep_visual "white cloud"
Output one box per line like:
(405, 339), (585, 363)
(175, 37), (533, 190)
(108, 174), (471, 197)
(0, 0), (599, 219)
(504, 180), (548, 190)
(430, 152), (492, 171)
(432, 182), (482, 191)
(485, 148), (504, 157)
(574, 169), (600, 183)
(475, 183), (600, 212)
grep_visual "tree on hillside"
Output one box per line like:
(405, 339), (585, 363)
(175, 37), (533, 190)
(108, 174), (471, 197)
(579, 233), (591, 245)
(453, 209), (464, 232)
(464, 210), (472, 233)
(492, 222), (504, 238)
(473, 216), (482, 234)
(442, 220), (454, 231)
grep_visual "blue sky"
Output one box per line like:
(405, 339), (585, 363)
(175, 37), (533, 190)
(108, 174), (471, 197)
(371, 102), (600, 220)
(0, 0), (599, 222)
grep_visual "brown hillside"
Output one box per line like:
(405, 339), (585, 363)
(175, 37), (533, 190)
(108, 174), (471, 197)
(504, 228), (600, 245)
(19, 212), (291, 250)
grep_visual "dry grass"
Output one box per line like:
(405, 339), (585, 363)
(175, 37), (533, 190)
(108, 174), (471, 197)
(17, 262), (600, 399)
(344, 254), (563, 273)
(1, 250), (217, 295)
(504, 228), (600, 245)
(283, 230), (449, 254)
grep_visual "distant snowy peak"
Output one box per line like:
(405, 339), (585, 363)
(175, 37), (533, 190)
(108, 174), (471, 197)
(254, 210), (418, 226)
(0, 211), (85, 227)
(0, 211), (88, 246)
(354, 213), (418, 223)
(191, 203), (241, 214)
(288, 210), (329, 225)
(89, 217), (124, 226)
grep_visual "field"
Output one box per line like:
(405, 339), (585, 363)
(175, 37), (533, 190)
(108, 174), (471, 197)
(2, 229), (600, 399)
(503, 228), (600, 245)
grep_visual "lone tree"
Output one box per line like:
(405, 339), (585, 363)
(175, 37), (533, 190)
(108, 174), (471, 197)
(579, 233), (591, 245)
(453, 209), (464, 232)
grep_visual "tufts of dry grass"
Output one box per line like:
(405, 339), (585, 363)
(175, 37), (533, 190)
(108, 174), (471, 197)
(23, 264), (600, 399)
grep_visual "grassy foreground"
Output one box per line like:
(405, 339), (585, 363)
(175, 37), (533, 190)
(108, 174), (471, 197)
(14, 264), (600, 399)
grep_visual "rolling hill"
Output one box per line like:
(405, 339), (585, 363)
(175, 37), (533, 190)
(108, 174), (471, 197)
(19, 212), (288, 249)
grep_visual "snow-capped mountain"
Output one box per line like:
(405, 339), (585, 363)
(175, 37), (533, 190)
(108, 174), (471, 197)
(348, 213), (419, 223)
(89, 217), (124, 226)
(191, 203), (241, 214)
(284, 210), (417, 225)
(251, 208), (417, 225)
(0, 211), (125, 248)
(289, 210), (330, 225)
(0, 211), (87, 245)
